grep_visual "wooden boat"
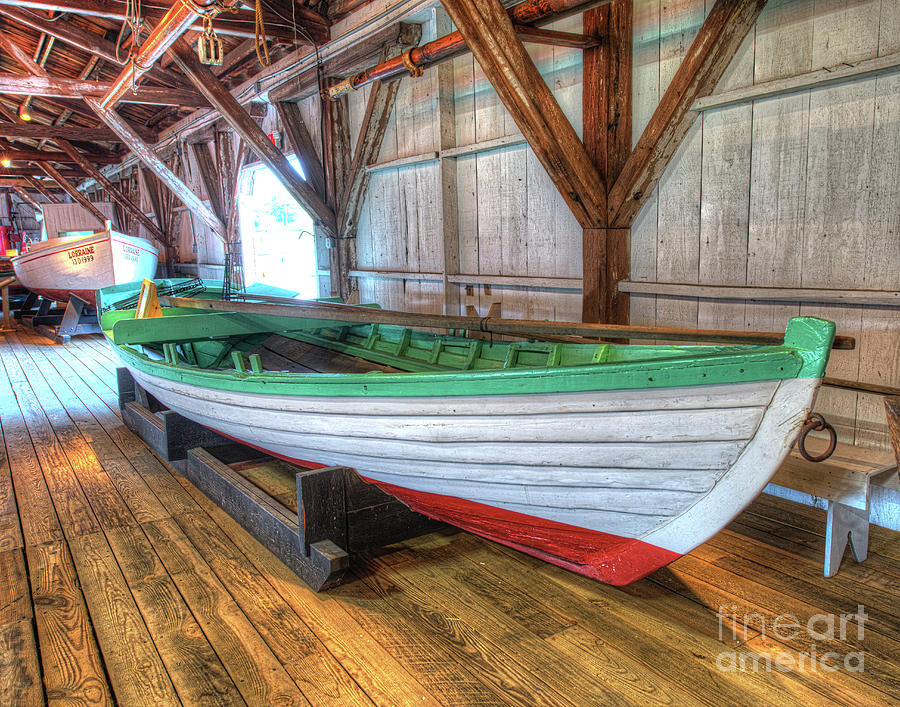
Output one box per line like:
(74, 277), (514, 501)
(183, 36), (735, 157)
(98, 279), (836, 585)
(12, 226), (158, 305)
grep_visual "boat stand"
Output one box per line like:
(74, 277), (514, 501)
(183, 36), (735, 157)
(21, 294), (101, 343)
(117, 368), (443, 591)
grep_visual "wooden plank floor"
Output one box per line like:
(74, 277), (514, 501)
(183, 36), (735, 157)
(1, 329), (899, 706)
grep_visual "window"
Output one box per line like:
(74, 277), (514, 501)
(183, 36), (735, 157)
(237, 157), (317, 298)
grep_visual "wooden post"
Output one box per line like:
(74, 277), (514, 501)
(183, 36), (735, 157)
(583, 0), (632, 324)
(608, 0), (769, 227)
(434, 8), (461, 316)
(189, 141), (226, 222)
(323, 80), (353, 299)
(274, 101), (326, 199)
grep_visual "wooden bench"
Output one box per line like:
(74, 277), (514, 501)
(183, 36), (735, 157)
(766, 440), (898, 577)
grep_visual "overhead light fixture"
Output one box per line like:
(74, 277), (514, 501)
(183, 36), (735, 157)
(18, 103), (31, 121)
(0, 154), (11, 168)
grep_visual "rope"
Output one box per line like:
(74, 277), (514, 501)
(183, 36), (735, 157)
(255, 0), (271, 67)
(116, 0), (143, 65)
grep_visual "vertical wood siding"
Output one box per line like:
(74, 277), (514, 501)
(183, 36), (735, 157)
(628, 0), (900, 450)
(275, 0), (897, 451)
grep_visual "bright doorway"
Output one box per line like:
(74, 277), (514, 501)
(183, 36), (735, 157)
(237, 157), (318, 298)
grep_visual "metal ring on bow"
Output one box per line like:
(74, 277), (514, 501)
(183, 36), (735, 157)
(797, 412), (837, 462)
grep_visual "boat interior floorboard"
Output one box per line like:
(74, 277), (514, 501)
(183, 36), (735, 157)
(2, 328), (898, 706)
(255, 334), (406, 374)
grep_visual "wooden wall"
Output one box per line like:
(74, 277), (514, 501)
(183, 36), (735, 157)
(347, 12), (585, 320)
(628, 0), (899, 451)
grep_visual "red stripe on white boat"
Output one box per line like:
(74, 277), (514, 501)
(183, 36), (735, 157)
(26, 288), (97, 304)
(365, 478), (681, 585)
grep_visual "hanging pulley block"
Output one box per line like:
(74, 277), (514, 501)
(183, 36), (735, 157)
(198, 16), (224, 65)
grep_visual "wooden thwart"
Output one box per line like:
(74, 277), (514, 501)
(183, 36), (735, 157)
(160, 294), (856, 349)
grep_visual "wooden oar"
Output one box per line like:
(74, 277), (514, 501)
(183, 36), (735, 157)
(160, 295), (855, 349)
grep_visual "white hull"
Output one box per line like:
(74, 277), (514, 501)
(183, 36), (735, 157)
(13, 229), (158, 304)
(128, 367), (817, 560)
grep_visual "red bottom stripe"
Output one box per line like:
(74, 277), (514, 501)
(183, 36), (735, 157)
(366, 478), (681, 585)
(203, 427), (681, 585)
(25, 288), (97, 305)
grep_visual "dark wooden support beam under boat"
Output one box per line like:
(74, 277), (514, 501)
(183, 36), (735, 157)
(56, 139), (166, 243)
(439, 0), (607, 230)
(607, 0), (769, 227)
(86, 97), (227, 241)
(274, 101), (326, 200)
(36, 161), (108, 225)
(582, 0), (631, 325)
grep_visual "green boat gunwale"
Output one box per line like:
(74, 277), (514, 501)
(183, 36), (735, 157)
(99, 287), (835, 399)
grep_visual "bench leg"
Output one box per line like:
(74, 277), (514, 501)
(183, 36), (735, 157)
(824, 501), (869, 577)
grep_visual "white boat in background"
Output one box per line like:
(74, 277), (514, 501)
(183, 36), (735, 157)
(12, 226), (159, 305)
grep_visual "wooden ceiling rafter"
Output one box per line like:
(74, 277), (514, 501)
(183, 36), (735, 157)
(56, 138), (166, 241)
(22, 173), (60, 202)
(12, 184), (42, 211)
(0, 1), (330, 45)
(0, 6), (193, 89)
(36, 159), (108, 222)
(582, 0), (631, 325)
(0, 74), (209, 108)
(167, 36), (338, 237)
(86, 96), (227, 240)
